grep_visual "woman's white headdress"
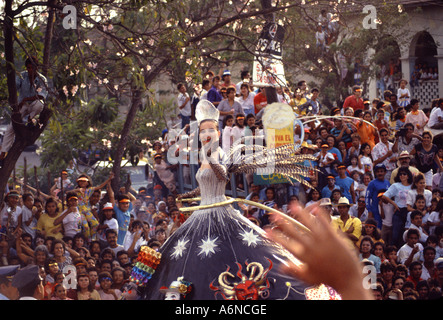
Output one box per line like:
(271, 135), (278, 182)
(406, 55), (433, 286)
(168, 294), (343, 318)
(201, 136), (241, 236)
(195, 100), (219, 125)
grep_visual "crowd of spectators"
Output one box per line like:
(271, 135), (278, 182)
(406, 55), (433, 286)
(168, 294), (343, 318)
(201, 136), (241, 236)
(1, 66), (443, 300)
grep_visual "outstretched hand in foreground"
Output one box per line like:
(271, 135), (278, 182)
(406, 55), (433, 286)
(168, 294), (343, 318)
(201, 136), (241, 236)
(267, 203), (373, 300)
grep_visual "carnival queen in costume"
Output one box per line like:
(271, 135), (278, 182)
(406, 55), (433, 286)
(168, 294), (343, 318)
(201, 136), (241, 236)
(140, 100), (340, 300)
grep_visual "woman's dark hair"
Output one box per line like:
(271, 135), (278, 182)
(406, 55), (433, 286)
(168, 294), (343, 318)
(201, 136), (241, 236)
(363, 219), (382, 241)
(240, 83), (250, 91)
(394, 167), (413, 184)
(76, 273), (94, 293)
(422, 131), (433, 141)
(411, 173), (425, 190)
(51, 239), (66, 254)
(307, 188), (321, 202)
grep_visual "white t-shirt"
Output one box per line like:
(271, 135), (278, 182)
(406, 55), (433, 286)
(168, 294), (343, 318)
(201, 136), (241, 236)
(61, 208), (82, 237)
(406, 189), (432, 208)
(347, 165), (364, 175)
(21, 206), (38, 238)
(427, 211), (440, 236)
(319, 152), (334, 173)
(383, 182), (412, 208)
(123, 230), (148, 253)
(177, 92), (191, 117)
(379, 202), (395, 227)
(428, 107), (443, 127)
(222, 126), (234, 154)
(360, 156), (373, 174)
(398, 242), (424, 264)
(403, 224), (428, 243)
(99, 218), (119, 242)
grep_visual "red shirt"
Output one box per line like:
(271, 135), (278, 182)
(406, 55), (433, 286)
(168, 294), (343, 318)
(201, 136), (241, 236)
(254, 92), (267, 114)
(343, 95), (365, 111)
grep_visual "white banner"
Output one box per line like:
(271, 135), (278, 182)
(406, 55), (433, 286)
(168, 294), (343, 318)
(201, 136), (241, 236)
(252, 22), (287, 88)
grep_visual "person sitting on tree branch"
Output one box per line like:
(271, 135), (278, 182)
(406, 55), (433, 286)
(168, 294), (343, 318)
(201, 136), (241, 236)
(0, 56), (48, 166)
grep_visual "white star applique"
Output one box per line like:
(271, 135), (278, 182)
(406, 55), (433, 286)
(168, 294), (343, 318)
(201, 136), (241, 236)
(171, 238), (189, 260)
(240, 229), (260, 247)
(197, 236), (219, 258)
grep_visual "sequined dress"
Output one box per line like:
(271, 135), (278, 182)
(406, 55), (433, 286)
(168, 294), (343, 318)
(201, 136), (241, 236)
(141, 168), (334, 300)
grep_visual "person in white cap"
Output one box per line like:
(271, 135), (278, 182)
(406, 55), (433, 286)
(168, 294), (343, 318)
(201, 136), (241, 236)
(331, 197), (362, 249)
(97, 202), (119, 243)
(220, 69), (233, 89)
(389, 150), (420, 184)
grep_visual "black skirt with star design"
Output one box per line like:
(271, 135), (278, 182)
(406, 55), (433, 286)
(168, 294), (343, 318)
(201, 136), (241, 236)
(141, 168), (324, 300)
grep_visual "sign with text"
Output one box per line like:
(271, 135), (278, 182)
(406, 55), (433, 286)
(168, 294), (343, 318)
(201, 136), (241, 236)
(252, 22), (287, 87)
(254, 126), (293, 185)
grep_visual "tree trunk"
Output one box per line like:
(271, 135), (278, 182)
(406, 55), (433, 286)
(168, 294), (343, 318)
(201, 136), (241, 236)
(110, 58), (173, 193)
(0, 0), (54, 200)
(111, 88), (143, 192)
(42, 0), (57, 77)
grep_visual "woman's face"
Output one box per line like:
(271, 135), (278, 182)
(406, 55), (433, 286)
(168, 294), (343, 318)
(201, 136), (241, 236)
(7, 195), (19, 208)
(363, 175), (371, 185)
(398, 172), (408, 183)
(422, 134), (432, 145)
(311, 190), (320, 200)
(266, 189), (274, 200)
(78, 276), (89, 289)
(24, 196), (34, 209)
(226, 118), (234, 127)
(332, 191), (341, 201)
(415, 179), (426, 191)
(100, 278), (112, 290)
(46, 202), (57, 215)
(35, 251), (47, 264)
(75, 237), (84, 248)
(113, 270), (124, 284)
(364, 113), (372, 121)
(327, 137), (334, 147)
(241, 86), (248, 96)
(373, 245), (383, 257)
(53, 243), (64, 257)
(393, 278), (404, 290)
(380, 131), (389, 143)
(199, 121), (219, 146)
(364, 224), (375, 235)
(78, 180), (88, 188)
(345, 109), (353, 117)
